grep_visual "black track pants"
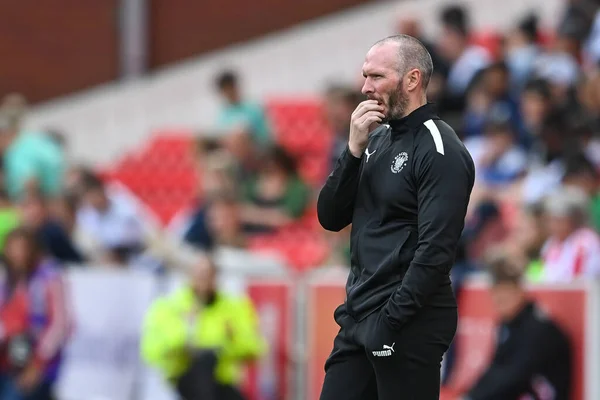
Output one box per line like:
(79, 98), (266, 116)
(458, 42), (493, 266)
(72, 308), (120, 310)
(319, 304), (457, 400)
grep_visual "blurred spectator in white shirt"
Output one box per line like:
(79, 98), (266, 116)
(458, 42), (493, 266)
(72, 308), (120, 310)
(541, 185), (600, 282)
(437, 5), (491, 109)
(75, 173), (146, 266)
(505, 14), (541, 93)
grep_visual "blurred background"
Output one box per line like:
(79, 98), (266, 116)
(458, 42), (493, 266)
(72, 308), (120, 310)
(1, 0), (600, 399)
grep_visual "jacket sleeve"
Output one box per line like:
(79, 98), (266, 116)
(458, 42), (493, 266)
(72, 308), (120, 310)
(383, 136), (474, 329)
(317, 146), (362, 232)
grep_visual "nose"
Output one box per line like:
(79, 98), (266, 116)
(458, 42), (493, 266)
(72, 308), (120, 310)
(361, 78), (373, 96)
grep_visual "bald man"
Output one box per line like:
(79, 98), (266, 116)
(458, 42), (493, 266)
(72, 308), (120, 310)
(317, 35), (475, 399)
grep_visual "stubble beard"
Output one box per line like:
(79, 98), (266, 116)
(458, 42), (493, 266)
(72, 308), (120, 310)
(383, 82), (410, 122)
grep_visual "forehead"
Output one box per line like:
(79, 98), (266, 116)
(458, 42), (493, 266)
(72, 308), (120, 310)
(363, 42), (399, 73)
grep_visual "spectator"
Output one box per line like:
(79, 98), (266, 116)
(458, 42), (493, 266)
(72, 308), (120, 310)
(75, 173), (146, 266)
(465, 62), (526, 144)
(437, 4), (491, 112)
(462, 251), (572, 400)
(541, 185), (600, 282)
(205, 191), (246, 249)
(180, 146), (239, 250)
(465, 117), (528, 189)
(240, 146), (310, 233)
(0, 227), (70, 400)
(505, 13), (541, 92)
(561, 153), (600, 231)
(520, 113), (572, 205)
(18, 192), (85, 265)
(505, 204), (549, 282)
(215, 70), (271, 149)
(0, 99), (65, 201)
(141, 254), (266, 400)
(520, 78), (553, 141)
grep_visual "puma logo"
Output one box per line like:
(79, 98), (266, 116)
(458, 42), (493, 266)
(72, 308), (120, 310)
(383, 343), (395, 352)
(365, 148), (376, 162)
(372, 343), (395, 357)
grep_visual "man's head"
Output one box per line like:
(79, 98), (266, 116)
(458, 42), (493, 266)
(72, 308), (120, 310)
(361, 35), (433, 121)
(483, 62), (510, 98)
(206, 190), (241, 242)
(486, 249), (528, 321)
(189, 254), (218, 300)
(81, 173), (108, 211)
(215, 70), (241, 105)
(521, 78), (552, 130)
(544, 185), (590, 241)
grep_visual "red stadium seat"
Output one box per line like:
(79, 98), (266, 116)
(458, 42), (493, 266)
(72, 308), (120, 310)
(105, 131), (199, 225)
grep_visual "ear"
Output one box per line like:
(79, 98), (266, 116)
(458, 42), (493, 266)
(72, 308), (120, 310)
(405, 68), (421, 92)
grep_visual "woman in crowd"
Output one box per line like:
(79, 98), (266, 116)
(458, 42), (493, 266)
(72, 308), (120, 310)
(240, 145), (310, 233)
(0, 227), (70, 400)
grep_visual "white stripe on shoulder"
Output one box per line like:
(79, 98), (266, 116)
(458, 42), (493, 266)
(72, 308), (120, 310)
(423, 119), (445, 155)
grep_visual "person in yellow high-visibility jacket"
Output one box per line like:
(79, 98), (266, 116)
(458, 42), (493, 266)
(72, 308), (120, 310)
(141, 254), (267, 400)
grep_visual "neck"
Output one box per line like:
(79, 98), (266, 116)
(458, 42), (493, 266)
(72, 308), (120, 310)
(402, 96), (427, 118)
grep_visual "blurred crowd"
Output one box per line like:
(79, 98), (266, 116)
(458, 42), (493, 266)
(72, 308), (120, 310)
(0, 0), (600, 398)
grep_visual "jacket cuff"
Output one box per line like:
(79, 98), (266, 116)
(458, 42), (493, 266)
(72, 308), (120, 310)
(343, 145), (363, 163)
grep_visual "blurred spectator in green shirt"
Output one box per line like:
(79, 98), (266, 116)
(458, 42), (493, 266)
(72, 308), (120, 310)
(215, 70), (271, 149)
(0, 96), (65, 200)
(240, 146), (310, 233)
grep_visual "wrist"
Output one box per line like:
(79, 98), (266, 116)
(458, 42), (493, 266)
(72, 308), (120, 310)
(347, 144), (364, 159)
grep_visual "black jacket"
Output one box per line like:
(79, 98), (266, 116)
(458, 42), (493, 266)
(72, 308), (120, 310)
(467, 302), (572, 400)
(317, 103), (475, 327)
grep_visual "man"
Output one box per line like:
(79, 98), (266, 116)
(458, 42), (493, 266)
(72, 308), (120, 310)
(76, 173), (146, 265)
(463, 251), (572, 400)
(141, 254), (266, 400)
(317, 35), (475, 399)
(215, 70), (271, 149)
(0, 99), (66, 200)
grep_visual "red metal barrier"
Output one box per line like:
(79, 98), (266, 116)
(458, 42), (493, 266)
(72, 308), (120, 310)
(245, 279), (294, 400)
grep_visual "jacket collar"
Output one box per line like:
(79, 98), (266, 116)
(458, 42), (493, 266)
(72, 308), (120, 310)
(388, 103), (439, 138)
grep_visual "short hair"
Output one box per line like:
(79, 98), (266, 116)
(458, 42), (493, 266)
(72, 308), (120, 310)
(544, 185), (590, 224)
(373, 35), (434, 89)
(440, 5), (469, 36)
(81, 172), (105, 192)
(485, 247), (523, 285)
(215, 70), (238, 90)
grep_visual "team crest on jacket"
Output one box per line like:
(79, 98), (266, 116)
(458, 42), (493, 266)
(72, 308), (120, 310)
(391, 152), (408, 173)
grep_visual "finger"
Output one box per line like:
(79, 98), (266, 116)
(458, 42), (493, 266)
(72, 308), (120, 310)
(357, 111), (385, 125)
(353, 101), (384, 119)
(357, 115), (383, 130)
